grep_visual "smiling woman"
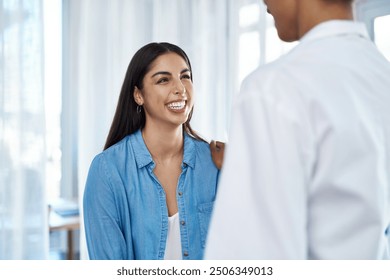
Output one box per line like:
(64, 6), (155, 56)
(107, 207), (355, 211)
(103, 43), (204, 150)
(133, 52), (195, 136)
(83, 42), (220, 260)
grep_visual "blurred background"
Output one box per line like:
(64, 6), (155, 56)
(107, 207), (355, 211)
(0, 0), (389, 260)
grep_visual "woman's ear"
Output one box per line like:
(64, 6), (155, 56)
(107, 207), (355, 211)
(133, 86), (144, 105)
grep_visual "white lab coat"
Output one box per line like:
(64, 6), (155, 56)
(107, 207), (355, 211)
(205, 20), (390, 259)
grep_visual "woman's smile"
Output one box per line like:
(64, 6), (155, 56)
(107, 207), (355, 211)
(166, 100), (187, 112)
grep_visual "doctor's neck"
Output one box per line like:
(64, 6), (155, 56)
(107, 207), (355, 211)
(296, 0), (353, 40)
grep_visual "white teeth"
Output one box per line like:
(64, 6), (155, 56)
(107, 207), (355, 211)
(167, 101), (186, 110)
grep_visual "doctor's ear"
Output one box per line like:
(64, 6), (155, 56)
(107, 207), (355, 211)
(133, 86), (144, 105)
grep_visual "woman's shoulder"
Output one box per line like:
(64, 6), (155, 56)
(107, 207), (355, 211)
(103, 134), (132, 153)
(186, 135), (211, 155)
(185, 135), (219, 170)
(91, 134), (134, 167)
(87, 134), (138, 187)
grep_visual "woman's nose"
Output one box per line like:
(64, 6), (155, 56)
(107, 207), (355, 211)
(174, 80), (186, 95)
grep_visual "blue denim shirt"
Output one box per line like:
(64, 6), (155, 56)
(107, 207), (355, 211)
(83, 129), (219, 260)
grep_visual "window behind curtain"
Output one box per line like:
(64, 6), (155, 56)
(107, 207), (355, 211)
(0, 0), (48, 259)
(374, 15), (390, 61)
(43, 0), (62, 202)
(236, 0), (297, 90)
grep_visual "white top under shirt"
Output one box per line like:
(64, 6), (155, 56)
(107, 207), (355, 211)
(164, 212), (182, 260)
(205, 20), (390, 260)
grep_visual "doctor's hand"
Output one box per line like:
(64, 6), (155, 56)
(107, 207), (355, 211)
(210, 140), (225, 170)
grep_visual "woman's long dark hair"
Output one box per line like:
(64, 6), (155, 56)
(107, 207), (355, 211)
(104, 42), (204, 150)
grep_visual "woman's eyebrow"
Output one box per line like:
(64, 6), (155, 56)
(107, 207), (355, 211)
(151, 71), (171, 78)
(151, 68), (190, 78)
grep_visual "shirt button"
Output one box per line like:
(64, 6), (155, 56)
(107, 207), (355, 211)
(183, 251), (189, 257)
(178, 192), (183, 196)
(183, 163), (187, 167)
(181, 220), (186, 226)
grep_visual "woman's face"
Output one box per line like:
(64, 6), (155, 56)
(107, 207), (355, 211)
(135, 52), (194, 129)
(263, 0), (299, 42)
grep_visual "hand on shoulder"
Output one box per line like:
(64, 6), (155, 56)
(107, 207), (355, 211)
(209, 140), (225, 170)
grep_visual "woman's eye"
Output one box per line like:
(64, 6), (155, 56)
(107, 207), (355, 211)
(181, 74), (191, 80)
(157, 77), (169, 84)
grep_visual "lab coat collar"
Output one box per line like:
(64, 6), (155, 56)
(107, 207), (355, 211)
(300, 20), (370, 44)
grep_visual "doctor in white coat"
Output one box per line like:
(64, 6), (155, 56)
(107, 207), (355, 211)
(205, 0), (390, 259)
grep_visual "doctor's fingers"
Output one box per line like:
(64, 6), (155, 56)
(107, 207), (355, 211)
(210, 140), (226, 170)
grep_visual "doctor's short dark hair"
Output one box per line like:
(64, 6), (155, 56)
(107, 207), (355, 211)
(104, 42), (203, 150)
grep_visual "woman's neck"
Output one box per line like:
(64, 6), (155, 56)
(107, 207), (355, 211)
(141, 123), (184, 163)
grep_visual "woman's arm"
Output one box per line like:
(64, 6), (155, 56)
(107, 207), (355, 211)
(83, 154), (132, 259)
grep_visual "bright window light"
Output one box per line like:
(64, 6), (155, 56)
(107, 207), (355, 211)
(239, 3), (260, 28)
(374, 15), (390, 61)
(43, 0), (62, 201)
(239, 31), (260, 84)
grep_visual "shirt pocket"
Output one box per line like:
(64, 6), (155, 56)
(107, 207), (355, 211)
(197, 201), (214, 248)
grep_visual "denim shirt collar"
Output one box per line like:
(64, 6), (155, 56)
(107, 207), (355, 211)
(131, 129), (196, 169)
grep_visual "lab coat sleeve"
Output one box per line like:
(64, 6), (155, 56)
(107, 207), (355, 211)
(83, 154), (131, 259)
(204, 73), (311, 259)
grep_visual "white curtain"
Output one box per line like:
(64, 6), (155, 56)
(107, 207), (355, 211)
(0, 0), (48, 259)
(62, 0), (232, 259)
